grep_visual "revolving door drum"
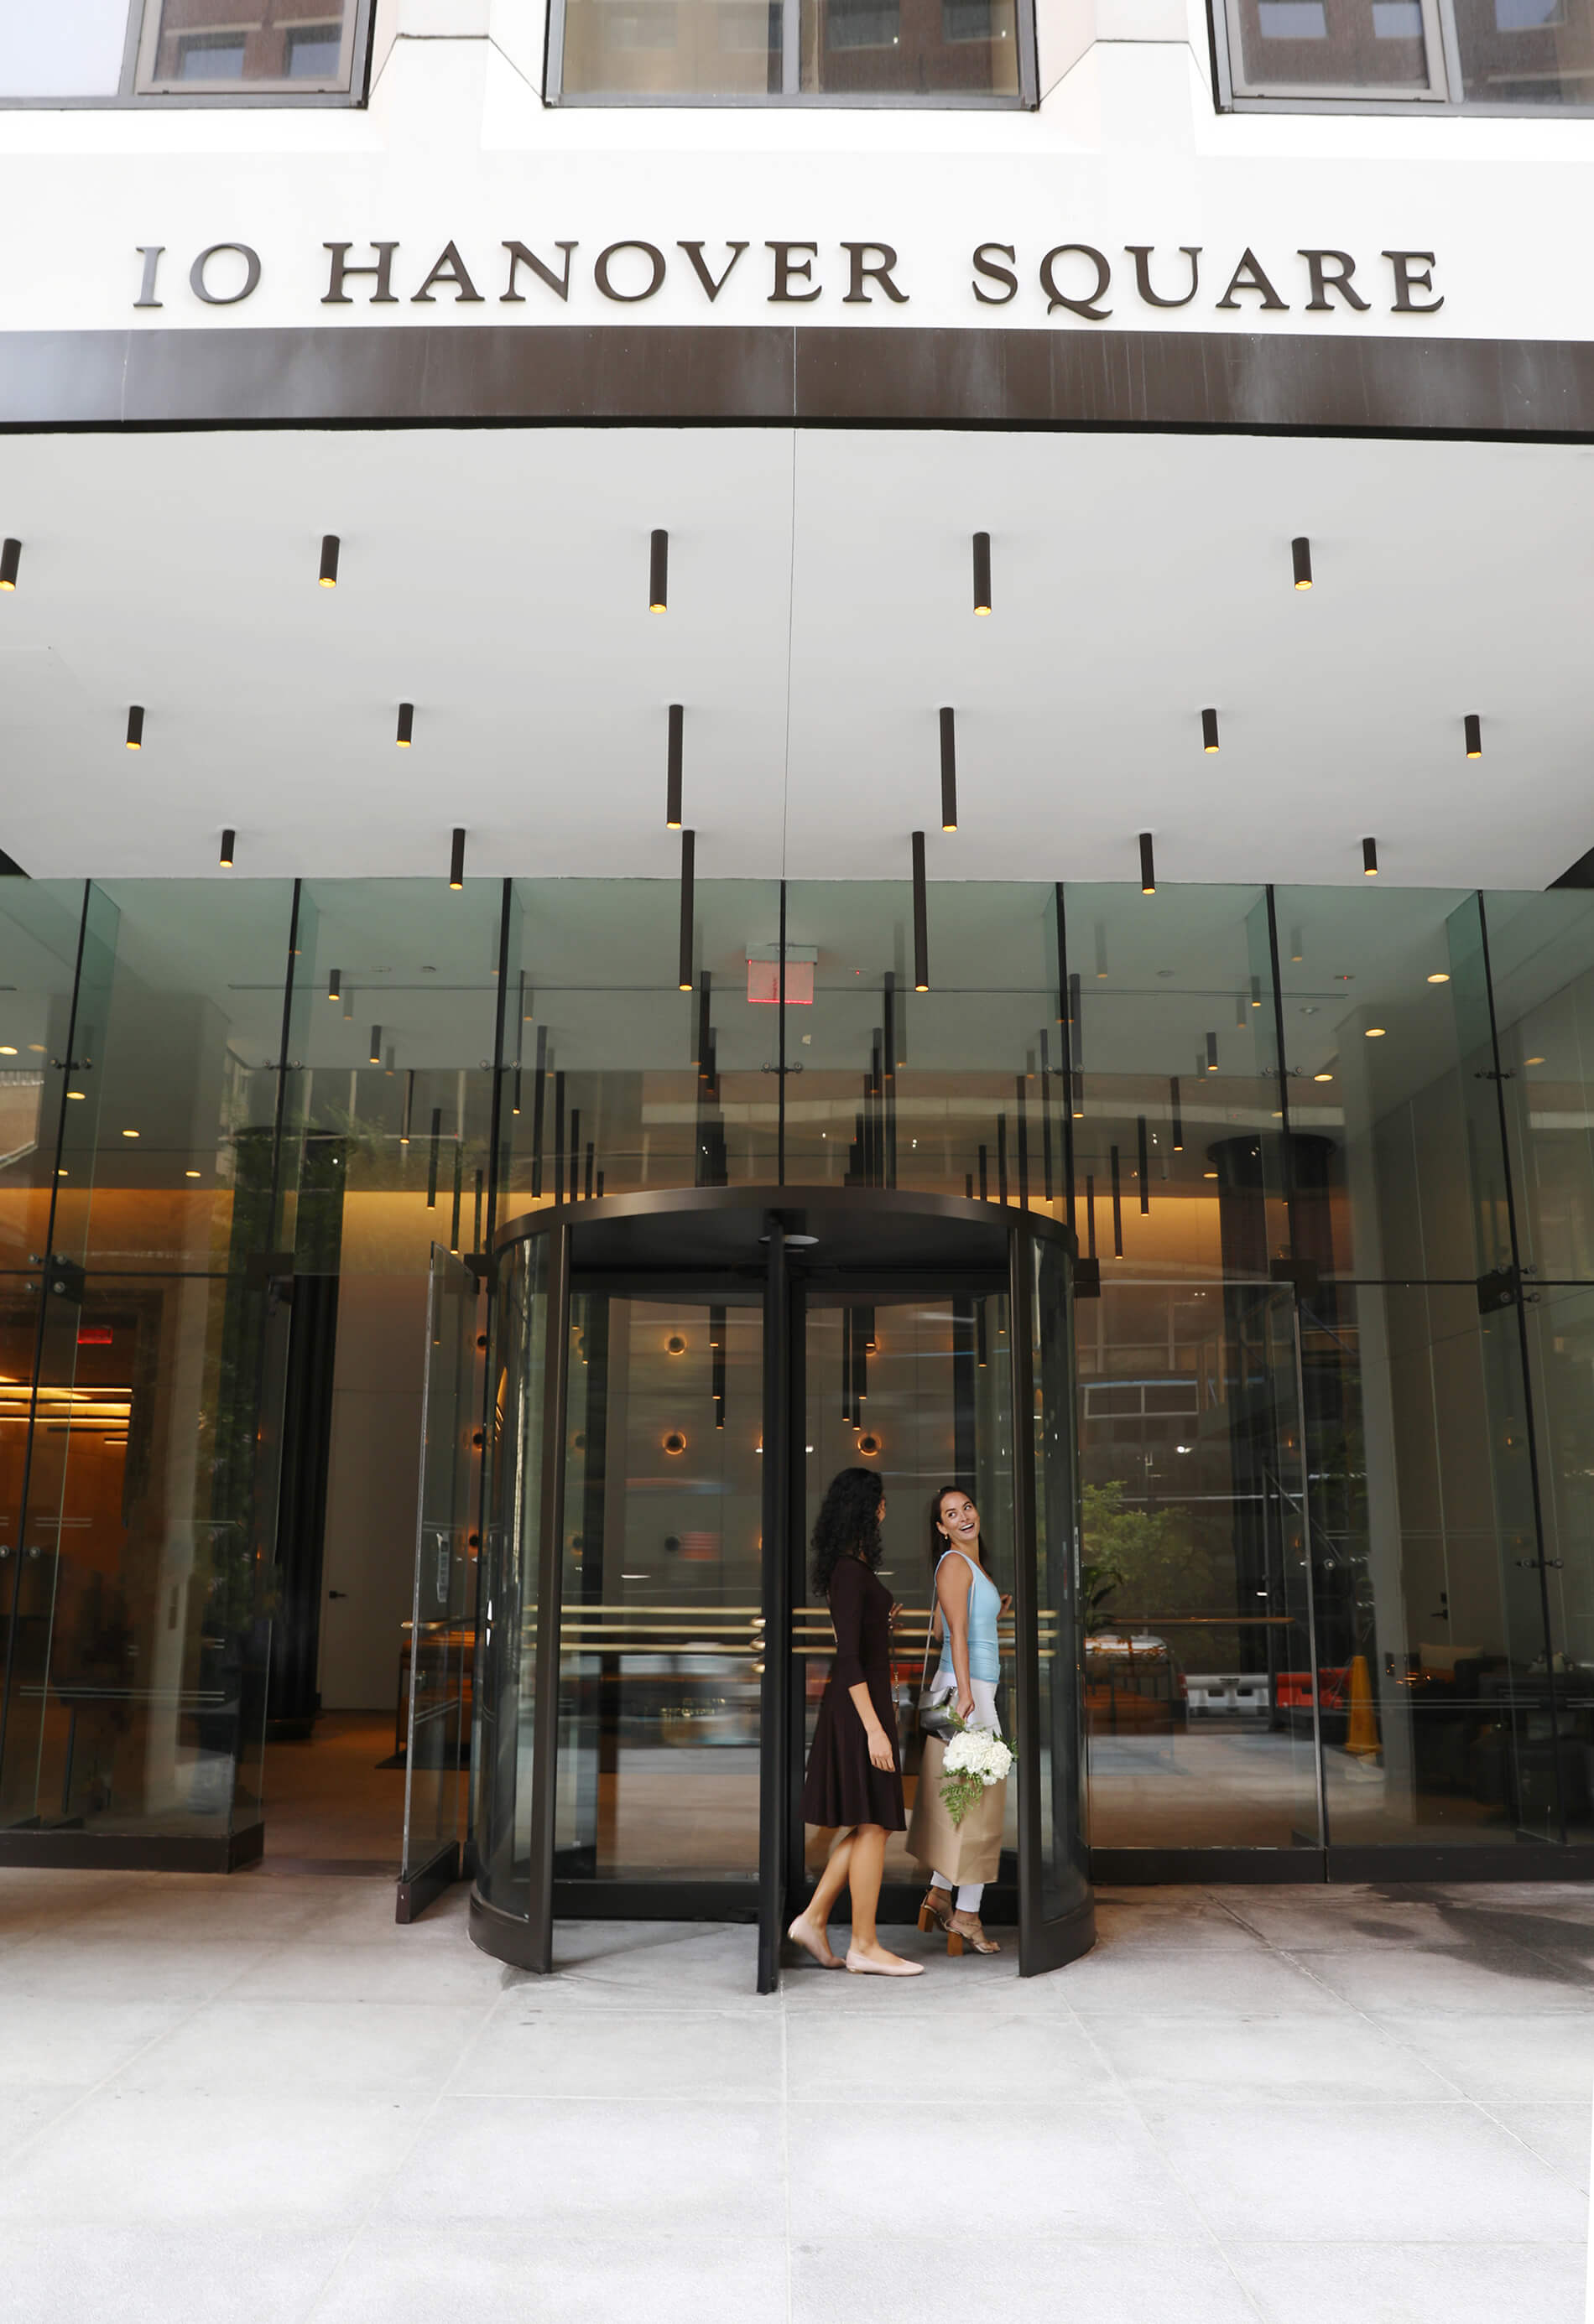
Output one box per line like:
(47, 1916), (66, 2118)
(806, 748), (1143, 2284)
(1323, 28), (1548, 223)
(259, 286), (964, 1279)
(467, 1185), (1091, 1985)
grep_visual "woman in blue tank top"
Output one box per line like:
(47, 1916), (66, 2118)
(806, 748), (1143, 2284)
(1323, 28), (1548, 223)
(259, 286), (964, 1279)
(916, 1484), (1008, 1955)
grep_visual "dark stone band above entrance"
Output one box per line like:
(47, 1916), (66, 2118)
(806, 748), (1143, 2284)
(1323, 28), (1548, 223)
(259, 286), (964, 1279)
(4, 323), (1594, 437)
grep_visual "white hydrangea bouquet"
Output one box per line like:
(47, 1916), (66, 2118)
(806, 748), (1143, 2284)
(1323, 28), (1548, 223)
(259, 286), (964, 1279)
(938, 1709), (1014, 1827)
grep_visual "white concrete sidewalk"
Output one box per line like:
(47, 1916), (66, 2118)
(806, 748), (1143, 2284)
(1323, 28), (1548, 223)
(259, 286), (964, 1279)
(0, 1870), (1588, 2322)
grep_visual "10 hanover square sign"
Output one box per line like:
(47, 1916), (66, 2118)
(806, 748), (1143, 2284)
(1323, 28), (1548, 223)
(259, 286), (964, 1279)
(133, 238), (1445, 320)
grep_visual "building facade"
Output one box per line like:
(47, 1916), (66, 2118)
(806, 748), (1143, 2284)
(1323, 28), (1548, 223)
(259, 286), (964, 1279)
(0, 0), (1591, 1956)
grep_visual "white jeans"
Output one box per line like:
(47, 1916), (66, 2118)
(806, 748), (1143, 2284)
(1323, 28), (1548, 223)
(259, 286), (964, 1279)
(930, 1676), (1000, 1914)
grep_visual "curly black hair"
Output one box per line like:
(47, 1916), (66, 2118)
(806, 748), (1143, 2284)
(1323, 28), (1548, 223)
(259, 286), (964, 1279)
(811, 1466), (885, 1598)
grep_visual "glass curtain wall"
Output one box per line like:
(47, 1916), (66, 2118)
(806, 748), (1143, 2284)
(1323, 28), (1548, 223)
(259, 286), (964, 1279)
(4, 870), (1592, 1874)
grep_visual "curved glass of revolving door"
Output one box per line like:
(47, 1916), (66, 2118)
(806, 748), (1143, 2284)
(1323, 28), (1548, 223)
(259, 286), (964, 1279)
(469, 1187), (1091, 1988)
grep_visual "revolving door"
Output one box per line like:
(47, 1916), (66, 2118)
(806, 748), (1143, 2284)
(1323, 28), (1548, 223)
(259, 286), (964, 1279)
(469, 1187), (1093, 1989)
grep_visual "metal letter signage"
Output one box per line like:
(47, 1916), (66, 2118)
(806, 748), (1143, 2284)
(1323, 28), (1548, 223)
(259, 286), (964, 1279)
(138, 237), (1443, 323)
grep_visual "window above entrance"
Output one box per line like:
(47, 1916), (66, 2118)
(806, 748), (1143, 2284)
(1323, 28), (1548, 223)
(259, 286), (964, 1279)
(550, 0), (1034, 101)
(1213, 0), (1594, 110)
(0, 0), (369, 104)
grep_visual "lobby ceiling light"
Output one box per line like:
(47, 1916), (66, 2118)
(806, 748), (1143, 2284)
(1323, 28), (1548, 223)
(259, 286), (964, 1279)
(1365, 1025), (1387, 1037)
(369, 1024), (383, 1063)
(450, 827), (466, 890)
(1427, 972), (1450, 985)
(912, 831), (930, 991)
(940, 709), (958, 833)
(1201, 708), (1220, 754)
(185, 1168), (201, 1178)
(678, 829), (695, 990)
(1291, 536), (1313, 590)
(121, 1128), (138, 1139)
(218, 828), (235, 870)
(649, 528), (668, 613)
(1139, 832), (1155, 895)
(396, 702), (414, 748)
(327, 969), (341, 1003)
(1464, 713), (1482, 759)
(125, 705), (144, 751)
(319, 533), (340, 588)
(666, 703), (684, 829)
(1205, 1032), (1218, 1073)
(1314, 1070), (1333, 1082)
(0, 538), (21, 591)
(972, 531), (992, 616)
(1362, 836), (1379, 877)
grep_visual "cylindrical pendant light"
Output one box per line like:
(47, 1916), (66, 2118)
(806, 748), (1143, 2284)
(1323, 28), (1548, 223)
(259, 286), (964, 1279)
(649, 528), (668, 614)
(125, 705), (144, 751)
(401, 1068), (414, 1146)
(369, 1025), (382, 1064)
(449, 827), (466, 889)
(1139, 831), (1155, 894)
(396, 702), (414, 747)
(1201, 707), (1220, 754)
(0, 538), (21, 591)
(1169, 1074), (1183, 1152)
(1464, 713), (1482, 760)
(1251, 975), (1263, 1009)
(940, 709), (957, 834)
(327, 969), (341, 1002)
(319, 533), (340, 588)
(218, 828), (235, 870)
(666, 703), (684, 829)
(1206, 1031), (1218, 1073)
(1291, 536), (1313, 590)
(972, 531), (992, 616)
(1362, 836), (1379, 877)
(678, 828), (695, 990)
(911, 831), (929, 992)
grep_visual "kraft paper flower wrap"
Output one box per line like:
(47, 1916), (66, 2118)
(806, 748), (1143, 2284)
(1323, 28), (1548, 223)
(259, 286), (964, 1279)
(937, 1709), (1015, 1827)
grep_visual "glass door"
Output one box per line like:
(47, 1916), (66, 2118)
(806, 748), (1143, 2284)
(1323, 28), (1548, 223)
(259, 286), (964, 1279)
(397, 1243), (479, 1921)
(554, 1282), (765, 1901)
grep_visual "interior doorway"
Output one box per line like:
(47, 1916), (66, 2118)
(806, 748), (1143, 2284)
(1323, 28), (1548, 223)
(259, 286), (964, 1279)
(467, 1184), (1093, 1989)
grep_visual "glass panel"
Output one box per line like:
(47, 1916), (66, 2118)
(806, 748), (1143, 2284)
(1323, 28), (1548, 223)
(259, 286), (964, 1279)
(1452, 0), (1594, 104)
(783, 879), (1062, 1210)
(506, 880), (784, 1209)
(1080, 1275), (1321, 1849)
(559, 0), (782, 97)
(400, 1245), (477, 1886)
(0, 0), (129, 94)
(139, 0), (357, 90)
(800, 0), (1021, 94)
(1226, 0), (1440, 89)
(475, 1234), (549, 1916)
(1065, 882), (1286, 1282)
(800, 1290), (1015, 1895)
(2, 878), (297, 1843)
(1030, 1233), (1087, 1925)
(287, 881), (498, 1731)
(1279, 887), (1557, 1848)
(556, 1291), (763, 1882)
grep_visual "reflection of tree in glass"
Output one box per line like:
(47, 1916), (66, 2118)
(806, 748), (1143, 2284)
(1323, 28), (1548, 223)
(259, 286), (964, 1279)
(1081, 1479), (1243, 1672)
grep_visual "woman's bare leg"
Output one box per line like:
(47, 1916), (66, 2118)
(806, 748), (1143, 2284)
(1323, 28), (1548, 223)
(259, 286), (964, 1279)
(789, 1829), (855, 1966)
(844, 1826), (919, 1971)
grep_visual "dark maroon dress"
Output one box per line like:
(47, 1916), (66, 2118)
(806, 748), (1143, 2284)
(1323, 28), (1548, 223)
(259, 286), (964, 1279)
(800, 1554), (906, 1832)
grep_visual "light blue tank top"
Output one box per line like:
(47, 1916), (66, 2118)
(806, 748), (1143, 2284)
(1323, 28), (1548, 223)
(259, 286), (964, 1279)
(934, 1549), (1001, 1688)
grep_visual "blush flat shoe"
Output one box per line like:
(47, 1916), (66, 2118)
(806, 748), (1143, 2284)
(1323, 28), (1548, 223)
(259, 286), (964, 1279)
(846, 1949), (926, 1977)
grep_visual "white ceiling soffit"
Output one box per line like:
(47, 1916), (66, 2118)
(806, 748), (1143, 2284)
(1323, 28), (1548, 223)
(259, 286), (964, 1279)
(0, 424), (1586, 891)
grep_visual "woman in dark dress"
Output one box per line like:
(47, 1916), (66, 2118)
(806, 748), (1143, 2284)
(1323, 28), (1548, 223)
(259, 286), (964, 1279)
(788, 1468), (925, 1978)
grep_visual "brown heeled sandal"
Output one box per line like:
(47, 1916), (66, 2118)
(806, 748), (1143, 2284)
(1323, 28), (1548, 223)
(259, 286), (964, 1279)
(947, 1910), (1000, 1957)
(917, 1885), (956, 1937)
